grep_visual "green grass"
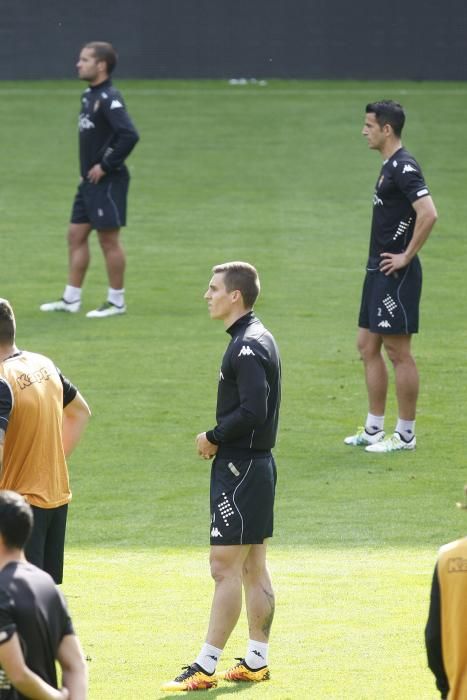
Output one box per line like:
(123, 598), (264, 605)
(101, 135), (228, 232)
(1, 79), (466, 698)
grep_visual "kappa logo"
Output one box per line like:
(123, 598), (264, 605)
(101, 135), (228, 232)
(448, 557), (467, 573)
(378, 320), (391, 328)
(219, 370), (224, 381)
(78, 114), (95, 131)
(16, 367), (51, 390)
(238, 345), (255, 357)
(402, 164), (417, 174)
(373, 193), (384, 206)
(211, 527), (223, 538)
(110, 99), (123, 110)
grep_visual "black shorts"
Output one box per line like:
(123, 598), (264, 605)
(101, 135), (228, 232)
(71, 173), (129, 229)
(210, 455), (277, 545)
(358, 257), (422, 334)
(25, 504), (68, 584)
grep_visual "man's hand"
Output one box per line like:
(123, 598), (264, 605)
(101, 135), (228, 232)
(379, 251), (409, 276)
(87, 164), (106, 184)
(195, 433), (218, 460)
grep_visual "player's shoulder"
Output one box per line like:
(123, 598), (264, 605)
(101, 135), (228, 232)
(390, 148), (421, 174)
(100, 83), (125, 108)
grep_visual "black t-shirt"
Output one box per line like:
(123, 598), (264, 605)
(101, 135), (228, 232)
(0, 561), (74, 698)
(368, 147), (430, 262)
(78, 78), (139, 177)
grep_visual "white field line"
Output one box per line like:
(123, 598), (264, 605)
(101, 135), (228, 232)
(0, 86), (466, 97)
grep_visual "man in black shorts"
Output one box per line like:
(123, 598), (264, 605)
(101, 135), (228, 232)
(345, 100), (437, 453)
(40, 41), (139, 318)
(0, 490), (87, 698)
(0, 298), (91, 584)
(162, 262), (281, 691)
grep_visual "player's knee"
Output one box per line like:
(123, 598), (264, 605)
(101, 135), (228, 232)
(209, 555), (242, 584)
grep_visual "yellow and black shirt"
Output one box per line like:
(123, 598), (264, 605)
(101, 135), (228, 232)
(426, 536), (467, 699)
(0, 350), (77, 509)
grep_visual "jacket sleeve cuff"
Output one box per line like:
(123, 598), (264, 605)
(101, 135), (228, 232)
(206, 430), (220, 445)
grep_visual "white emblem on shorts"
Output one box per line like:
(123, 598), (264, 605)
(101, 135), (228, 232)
(228, 462), (240, 476)
(382, 294), (397, 318)
(98, 208), (104, 217)
(211, 527), (223, 538)
(378, 320), (392, 328)
(218, 493), (235, 527)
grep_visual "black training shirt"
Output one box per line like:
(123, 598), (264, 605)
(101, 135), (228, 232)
(206, 312), (281, 456)
(78, 78), (139, 177)
(368, 147), (430, 262)
(0, 561), (74, 698)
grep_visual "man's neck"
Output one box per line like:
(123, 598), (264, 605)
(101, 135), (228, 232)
(224, 308), (252, 330)
(0, 344), (18, 363)
(380, 139), (402, 161)
(89, 75), (109, 88)
(0, 550), (25, 571)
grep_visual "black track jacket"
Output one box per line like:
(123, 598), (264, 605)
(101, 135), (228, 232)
(206, 312), (281, 458)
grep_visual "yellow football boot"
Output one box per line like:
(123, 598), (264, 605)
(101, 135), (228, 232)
(218, 658), (270, 682)
(161, 663), (218, 691)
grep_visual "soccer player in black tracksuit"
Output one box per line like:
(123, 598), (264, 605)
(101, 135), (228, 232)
(0, 491), (87, 699)
(344, 100), (437, 453)
(162, 262), (281, 692)
(40, 41), (139, 319)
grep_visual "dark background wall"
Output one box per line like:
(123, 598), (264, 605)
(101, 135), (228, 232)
(1, 0), (466, 80)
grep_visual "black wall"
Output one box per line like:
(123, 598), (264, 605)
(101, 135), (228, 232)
(1, 0), (466, 80)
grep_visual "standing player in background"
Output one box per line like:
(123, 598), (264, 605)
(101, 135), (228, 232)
(345, 100), (437, 453)
(0, 299), (91, 584)
(40, 41), (139, 318)
(0, 490), (88, 699)
(162, 262), (281, 691)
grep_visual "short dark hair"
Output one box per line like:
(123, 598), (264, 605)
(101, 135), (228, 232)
(365, 100), (405, 137)
(212, 261), (260, 309)
(84, 41), (118, 74)
(0, 299), (16, 345)
(0, 491), (33, 550)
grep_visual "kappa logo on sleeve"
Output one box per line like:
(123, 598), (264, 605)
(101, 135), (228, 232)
(238, 345), (255, 357)
(110, 99), (123, 110)
(402, 164), (417, 174)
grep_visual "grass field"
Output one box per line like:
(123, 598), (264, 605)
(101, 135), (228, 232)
(1, 79), (466, 699)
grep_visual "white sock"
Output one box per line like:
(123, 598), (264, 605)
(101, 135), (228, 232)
(365, 413), (384, 434)
(245, 639), (269, 669)
(107, 288), (125, 308)
(63, 285), (81, 303)
(396, 418), (415, 442)
(195, 643), (222, 674)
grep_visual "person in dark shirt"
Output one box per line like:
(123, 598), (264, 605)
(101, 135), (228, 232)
(344, 100), (437, 453)
(162, 262), (281, 692)
(0, 490), (87, 699)
(40, 41), (139, 319)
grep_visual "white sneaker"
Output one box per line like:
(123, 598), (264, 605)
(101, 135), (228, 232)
(86, 301), (126, 318)
(365, 432), (416, 453)
(344, 427), (385, 446)
(40, 298), (81, 313)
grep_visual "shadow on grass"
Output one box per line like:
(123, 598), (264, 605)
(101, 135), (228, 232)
(159, 683), (255, 699)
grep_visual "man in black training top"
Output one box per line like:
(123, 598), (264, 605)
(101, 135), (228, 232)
(162, 262), (281, 691)
(345, 100), (437, 453)
(0, 490), (87, 699)
(41, 41), (139, 318)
